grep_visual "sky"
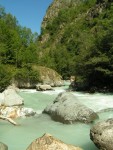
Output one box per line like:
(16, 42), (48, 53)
(0, 0), (53, 34)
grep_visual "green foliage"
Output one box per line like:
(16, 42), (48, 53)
(38, 0), (113, 91)
(14, 66), (40, 83)
(0, 6), (39, 89)
(0, 65), (12, 92)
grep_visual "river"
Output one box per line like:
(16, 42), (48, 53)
(0, 86), (113, 150)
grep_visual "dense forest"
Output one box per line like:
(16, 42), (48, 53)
(0, 6), (40, 92)
(38, 0), (113, 92)
(1, 0), (113, 92)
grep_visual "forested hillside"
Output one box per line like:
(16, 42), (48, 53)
(0, 6), (39, 91)
(1, 0), (113, 92)
(37, 0), (113, 92)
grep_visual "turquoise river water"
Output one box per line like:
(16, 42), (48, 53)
(0, 86), (113, 150)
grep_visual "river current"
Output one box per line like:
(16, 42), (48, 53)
(0, 86), (113, 150)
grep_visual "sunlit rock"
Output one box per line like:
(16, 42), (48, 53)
(26, 133), (83, 150)
(2, 87), (24, 106)
(0, 142), (8, 150)
(0, 106), (36, 118)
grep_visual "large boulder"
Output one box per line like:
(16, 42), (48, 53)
(0, 142), (8, 150)
(43, 92), (98, 124)
(90, 118), (113, 150)
(1, 86), (23, 106)
(36, 84), (53, 91)
(26, 133), (83, 150)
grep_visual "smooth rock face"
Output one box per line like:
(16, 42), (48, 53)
(44, 92), (98, 124)
(0, 142), (8, 150)
(2, 88), (23, 106)
(90, 118), (113, 150)
(26, 133), (83, 150)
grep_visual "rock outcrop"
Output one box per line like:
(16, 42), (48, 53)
(43, 92), (98, 124)
(26, 133), (83, 150)
(13, 66), (63, 88)
(42, 0), (78, 30)
(0, 142), (8, 150)
(90, 118), (113, 150)
(33, 66), (63, 87)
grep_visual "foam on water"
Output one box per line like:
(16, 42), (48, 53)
(20, 89), (38, 93)
(72, 92), (113, 112)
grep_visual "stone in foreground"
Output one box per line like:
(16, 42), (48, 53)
(26, 133), (83, 150)
(90, 118), (113, 150)
(0, 142), (8, 150)
(44, 92), (98, 124)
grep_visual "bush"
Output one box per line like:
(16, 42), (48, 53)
(0, 65), (12, 92)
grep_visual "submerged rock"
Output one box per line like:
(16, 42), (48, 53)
(43, 92), (98, 124)
(26, 133), (83, 150)
(0, 142), (8, 150)
(90, 118), (113, 150)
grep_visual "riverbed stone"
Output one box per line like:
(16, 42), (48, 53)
(43, 92), (98, 124)
(0, 106), (36, 118)
(36, 84), (53, 91)
(0, 142), (8, 150)
(26, 133), (83, 150)
(90, 118), (113, 150)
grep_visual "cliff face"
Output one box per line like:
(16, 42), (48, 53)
(40, 0), (112, 44)
(40, 0), (79, 44)
(37, 0), (113, 90)
(42, 0), (78, 29)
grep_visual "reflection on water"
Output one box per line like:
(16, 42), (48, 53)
(0, 87), (113, 150)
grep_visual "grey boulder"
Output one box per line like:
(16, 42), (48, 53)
(43, 92), (98, 124)
(90, 118), (113, 150)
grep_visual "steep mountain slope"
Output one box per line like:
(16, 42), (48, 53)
(37, 0), (113, 91)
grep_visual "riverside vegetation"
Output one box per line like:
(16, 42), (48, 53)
(1, 0), (113, 92)
(0, 6), (40, 92)
(1, 1), (113, 150)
